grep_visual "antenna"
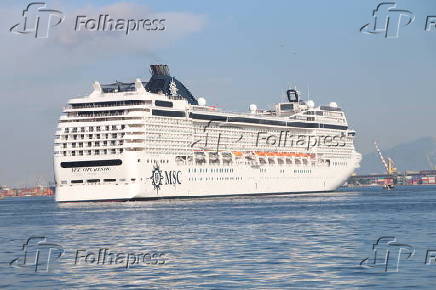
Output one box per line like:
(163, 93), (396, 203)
(427, 153), (436, 170)
(307, 85), (310, 99)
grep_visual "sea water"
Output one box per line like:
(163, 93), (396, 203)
(1, 186), (436, 289)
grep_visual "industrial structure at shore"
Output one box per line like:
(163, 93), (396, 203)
(347, 170), (436, 187)
(347, 142), (436, 187)
(0, 186), (54, 198)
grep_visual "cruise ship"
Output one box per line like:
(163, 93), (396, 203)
(54, 65), (361, 202)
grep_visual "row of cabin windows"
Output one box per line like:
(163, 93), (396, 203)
(260, 168), (313, 174)
(189, 177), (242, 182)
(63, 140), (123, 148)
(179, 158), (318, 167)
(333, 161), (347, 166)
(74, 110), (126, 118)
(304, 111), (324, 116)
(63, 133), (125, 141)
(145, 159), (169, 164)
(64, 125), (126, 133)
(64, 178), (136, 185)
(70, 100), (149, 109)
(188, 168), (234, 174)
(294, 169), (312, 174)
(62, 149), (123, 156)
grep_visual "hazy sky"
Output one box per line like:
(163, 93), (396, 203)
(1, 0), (435, 186)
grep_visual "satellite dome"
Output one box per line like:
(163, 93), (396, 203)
(307, 100), (315, 108)
(249, 104), (257, 113)
(198, 97), (207, 106)
(329, 102), (338, 108)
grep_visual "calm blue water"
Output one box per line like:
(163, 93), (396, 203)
(1, 186), (436, 289)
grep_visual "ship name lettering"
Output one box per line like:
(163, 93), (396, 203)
(164, 170), (181, 185)
(71, 167), (110, 173)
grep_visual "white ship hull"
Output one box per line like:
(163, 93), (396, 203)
(55, 152), (361, 202)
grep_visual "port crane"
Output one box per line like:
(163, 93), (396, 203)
(374, 141), (397, 175)
(427, 153), (436, 170)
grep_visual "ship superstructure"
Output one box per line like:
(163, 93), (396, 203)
(54, 65), (361, 202)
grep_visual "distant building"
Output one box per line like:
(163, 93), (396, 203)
(348, 172), (436, 186)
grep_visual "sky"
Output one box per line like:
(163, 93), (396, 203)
(0, 0), (435, 186)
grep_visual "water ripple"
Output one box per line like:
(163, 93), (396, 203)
(1, 186), (436, 288)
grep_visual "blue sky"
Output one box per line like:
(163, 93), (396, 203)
(0, 0), (435, 186)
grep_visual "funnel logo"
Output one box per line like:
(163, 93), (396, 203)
(10, 2), (64, 38)
(360, 236), (415, 272)
(360, 2), (414, 38)
(9, 237), (64, 272)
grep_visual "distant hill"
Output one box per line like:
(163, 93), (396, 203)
(357, 137), (436, 174)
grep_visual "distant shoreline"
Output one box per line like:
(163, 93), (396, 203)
(0, 186), (54, 198)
